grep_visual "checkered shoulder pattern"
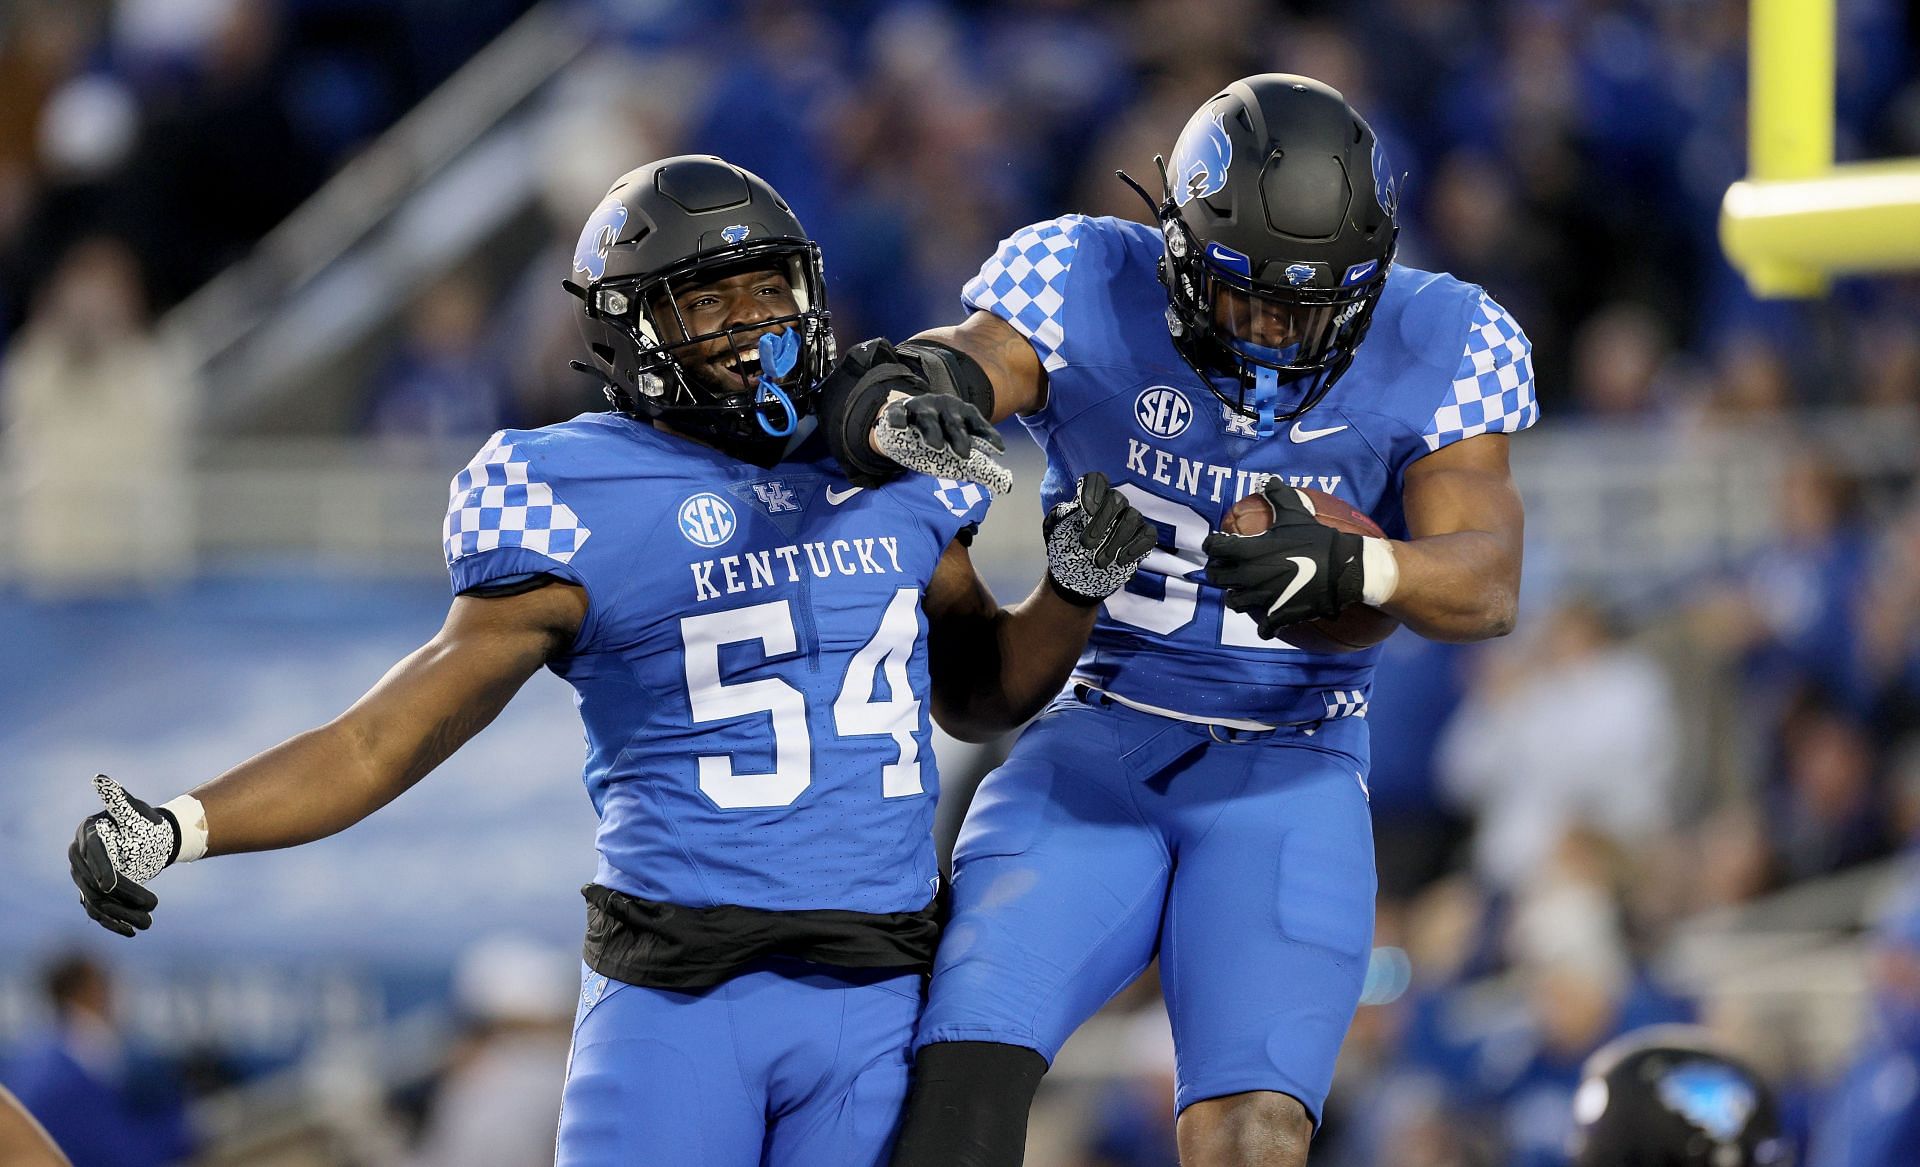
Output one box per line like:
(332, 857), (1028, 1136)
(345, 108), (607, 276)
(442, 432), (591, 567)
(961, 217), (1083, 373)
(1420, 292), (1538, 452)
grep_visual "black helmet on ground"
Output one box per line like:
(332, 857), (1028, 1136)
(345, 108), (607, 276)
(1140, 74), (1399, 437)
(567, 155), (832, 460)
(1570, 1026), (1793, 1167)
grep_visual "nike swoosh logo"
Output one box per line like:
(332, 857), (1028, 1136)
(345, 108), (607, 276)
(825, 485), (863, 505)
(1289, 421), (1348, 443)
(1268, 556), (1319, 617)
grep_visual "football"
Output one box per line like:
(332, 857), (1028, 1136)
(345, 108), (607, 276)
(1221, 486), (1400, 653)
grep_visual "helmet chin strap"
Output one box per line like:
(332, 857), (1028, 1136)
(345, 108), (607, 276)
(754, 330), (802, 437)
(1250, 364), (1282, 438)
(1229, 336), (1292, 438)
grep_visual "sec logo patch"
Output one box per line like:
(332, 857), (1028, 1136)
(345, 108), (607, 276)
(1135, 385), (1192, 438)
(678, 492), (737, 548)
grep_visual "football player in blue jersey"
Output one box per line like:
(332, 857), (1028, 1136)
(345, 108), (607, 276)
(65, 155), (1158, 1167)
(822, 76), (1538, 1166)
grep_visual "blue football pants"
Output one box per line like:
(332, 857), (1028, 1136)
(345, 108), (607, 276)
(556, 958), (920, 1166)
(916, 696), (1376, 1120)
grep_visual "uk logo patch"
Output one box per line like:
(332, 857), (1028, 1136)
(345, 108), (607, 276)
(573, 198), (628, 281)
(1135, 386), (1192, 438)
(751, 480), (799, 514)
(1222, 404), (1260, 438)
(1284, 263), (1316, 287)
(678, 492), (737, 548)
(1170, 108), (1233, 207)
(720, 224), (751, 244)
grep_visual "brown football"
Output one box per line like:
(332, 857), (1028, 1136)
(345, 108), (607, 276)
(1221, 485), (1400, 653)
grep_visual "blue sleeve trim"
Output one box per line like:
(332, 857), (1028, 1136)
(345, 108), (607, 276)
(1420, 292), (1538, 452)
(447, 547), (586, 598)
(442, 431), (594, 567)
(961, 217), (1086, 372)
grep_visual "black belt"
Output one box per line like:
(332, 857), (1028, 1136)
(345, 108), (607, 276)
(581, 883), (943, 991)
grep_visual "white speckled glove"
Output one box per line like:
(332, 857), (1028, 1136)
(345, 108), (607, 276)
(1042, 473), (1160, 606)
(68, 775), (205, 936)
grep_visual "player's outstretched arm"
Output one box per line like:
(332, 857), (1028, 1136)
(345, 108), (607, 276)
(924, 473), (1156, 742)
(1378, 434), (1523, 642)
(68, 582), (586, 934)
(907, 310), (1047, 424)
(816, 312), (1043, 491)
(817, 337), (1012, 494)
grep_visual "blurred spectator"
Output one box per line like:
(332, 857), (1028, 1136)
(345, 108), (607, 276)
(0, 4), (94, 175)
(1725, 452), (1876, 718)
(1567, 301), (1681, 418)
(1070, 1007), (1178, 1167)
(1808, 864), (1920, 1166)
(0, 955), (194, 1167)
(1439, 598), (1678, 889)
(1, 236), (195, 594)
(1863, 496), (1920, 727)
(1366, 635), (1473, 896)
(1708, 333), (1795, 417)
(363, 275), (515, 441)
(1768, 702), (1891, 882)
(405, 935), (575, 1167)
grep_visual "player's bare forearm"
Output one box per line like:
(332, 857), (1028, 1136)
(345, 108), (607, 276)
(189, 584), (584, 856)
(910, 311), (1047, 422)
(925, 543), (1095, 741)
(1380, 434), (1524, 642)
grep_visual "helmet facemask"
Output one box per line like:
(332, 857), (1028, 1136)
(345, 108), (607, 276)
(1159, 203), (1391, 438)
(583, 240), (833, 462)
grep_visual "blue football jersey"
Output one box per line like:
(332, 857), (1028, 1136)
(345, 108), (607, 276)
(441, 414), (990, 914)
(964, 215), (1538, 725)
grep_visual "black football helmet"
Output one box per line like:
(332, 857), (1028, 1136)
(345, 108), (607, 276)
(1570, 1027), (1793, 1167)
(568, 155), (832, 458)
(1144, 75), (1399, 436)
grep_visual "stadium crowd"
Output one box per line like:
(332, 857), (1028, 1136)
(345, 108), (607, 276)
(5, 1), (1920, 1164)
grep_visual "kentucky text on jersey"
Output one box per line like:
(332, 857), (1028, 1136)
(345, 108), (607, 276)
(1124, 437), (1343, 504)
(440, 414), (989, 915)
(689, 537), (907, 602)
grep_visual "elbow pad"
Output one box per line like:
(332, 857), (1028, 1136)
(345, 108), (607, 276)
(896, 339), (995, 421)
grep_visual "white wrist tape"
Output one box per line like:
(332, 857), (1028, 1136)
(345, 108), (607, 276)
(1360, 537), (1400, 607)
(160, 794), (209, 864)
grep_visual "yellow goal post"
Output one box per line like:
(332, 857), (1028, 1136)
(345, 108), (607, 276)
(1719, 0), (1920, 297)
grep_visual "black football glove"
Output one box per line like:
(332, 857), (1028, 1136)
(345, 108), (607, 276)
(816, 338), (1010, 493)
(69, 774), (180, 936)
(1202, 480), (1366, 637)
(1043, 473), (1160, 606)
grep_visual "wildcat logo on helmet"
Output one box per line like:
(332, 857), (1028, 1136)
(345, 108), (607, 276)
(1285, 263), (1316, 287)
(1655, 1064), (1757, 1141)
(573, 198), (628, 281)
(720, 224), (752, 244)
(1169, 108), (1233, 207)
(1371, 138), (1399, 217)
